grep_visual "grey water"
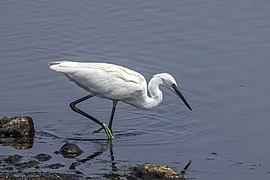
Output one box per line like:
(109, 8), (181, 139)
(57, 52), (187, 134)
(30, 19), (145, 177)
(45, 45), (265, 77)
(1, 0), (270, 179)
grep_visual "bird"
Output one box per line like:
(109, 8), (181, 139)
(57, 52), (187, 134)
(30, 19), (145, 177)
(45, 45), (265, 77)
(48, 61), (192, 140)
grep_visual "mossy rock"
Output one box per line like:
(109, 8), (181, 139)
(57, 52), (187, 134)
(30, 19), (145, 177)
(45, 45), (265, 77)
(135, 163), (184, 179)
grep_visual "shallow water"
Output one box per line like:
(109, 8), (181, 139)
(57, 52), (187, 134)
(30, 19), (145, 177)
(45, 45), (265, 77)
(1, 0), (270, 179)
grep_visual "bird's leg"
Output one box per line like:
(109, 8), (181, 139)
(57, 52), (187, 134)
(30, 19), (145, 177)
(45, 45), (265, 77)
(70, 94), (102, 125)
(109, 100), (118, 131)
(93, 100), (118, 134)
(70, 94), (114, 140)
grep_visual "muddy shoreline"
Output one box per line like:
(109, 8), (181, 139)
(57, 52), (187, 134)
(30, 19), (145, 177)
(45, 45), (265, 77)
(0, 152), (186, 179)
(0, 116), (187, 179)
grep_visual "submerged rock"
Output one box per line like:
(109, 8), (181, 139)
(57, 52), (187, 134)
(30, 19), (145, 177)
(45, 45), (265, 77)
(55, 143), (83, 158)
(15, 160), (40, 169)
(3, 154), (22, 164)
(135, 163), (184, 180)
(35, 153), (52, 162)
(0, 172), (84, 180)
(47, 163), (65, 169)
(0, 116), (35, 138)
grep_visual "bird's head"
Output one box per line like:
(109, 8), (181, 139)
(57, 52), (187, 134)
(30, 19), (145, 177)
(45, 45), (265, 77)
(154, 73), (192, 111)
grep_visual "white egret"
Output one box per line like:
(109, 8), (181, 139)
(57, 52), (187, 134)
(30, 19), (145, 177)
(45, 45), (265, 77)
(48, 61), (192, 140)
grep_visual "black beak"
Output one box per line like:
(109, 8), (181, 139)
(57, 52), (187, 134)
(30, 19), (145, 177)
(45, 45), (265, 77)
(172, 85), (192, 111)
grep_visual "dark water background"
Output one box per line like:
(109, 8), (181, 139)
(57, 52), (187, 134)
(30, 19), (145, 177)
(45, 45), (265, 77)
(1, 0), (270, 179)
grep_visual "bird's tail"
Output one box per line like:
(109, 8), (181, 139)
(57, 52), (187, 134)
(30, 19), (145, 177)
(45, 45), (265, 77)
(48, 61), (76, 72)
(48, 61), (61, 66)
(48, 61), (63, 72)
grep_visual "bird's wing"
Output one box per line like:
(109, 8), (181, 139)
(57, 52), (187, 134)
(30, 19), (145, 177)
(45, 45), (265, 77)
(89, 63), (146, 85)
(51, 61), (145, 84)
(49, 61), (147, 99)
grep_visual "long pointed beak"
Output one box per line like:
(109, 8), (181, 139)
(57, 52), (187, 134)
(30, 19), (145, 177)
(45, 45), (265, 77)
(172, 85), (192, 111)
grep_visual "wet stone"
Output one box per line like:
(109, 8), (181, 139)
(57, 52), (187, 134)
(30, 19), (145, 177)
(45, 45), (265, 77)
(103, 173), (137, 180)
(0, 173), (15, 179)
(47, 163), (65, 169)
(15, 160), (40, 169)
(4, 166), (13, 171)
(56, 143), (83, 158)
(0, 172), (84, 180)
(4, 154), (22, 164)
(35, 153), (52, 162)
(135, 163), (184, 180)
(0, 116), (35, 138)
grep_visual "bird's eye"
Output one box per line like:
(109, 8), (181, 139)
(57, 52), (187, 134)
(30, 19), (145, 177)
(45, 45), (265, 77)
(171, 83), (176, 88)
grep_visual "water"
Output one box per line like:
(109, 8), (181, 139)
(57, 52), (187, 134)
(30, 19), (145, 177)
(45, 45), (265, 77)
(1, 0), (270, 179)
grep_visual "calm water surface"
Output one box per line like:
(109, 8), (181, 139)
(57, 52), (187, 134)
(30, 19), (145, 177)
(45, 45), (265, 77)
(1, 0), (270, 179)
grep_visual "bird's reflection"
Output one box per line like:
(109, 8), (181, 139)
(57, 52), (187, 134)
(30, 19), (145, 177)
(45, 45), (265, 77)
(110, 143), (117, 172)
(68, 141), (118, 174)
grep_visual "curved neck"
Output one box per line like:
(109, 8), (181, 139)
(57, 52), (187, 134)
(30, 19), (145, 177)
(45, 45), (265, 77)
(142, 76), (163, 109)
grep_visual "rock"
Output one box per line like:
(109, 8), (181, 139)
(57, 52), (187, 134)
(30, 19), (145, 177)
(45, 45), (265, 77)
(0, 116), (35, 149)
(55, 143), (83, 158)
(0, 116), (35, 138)
(103, 173), (137, 180)
(15, 160), (40, 169)
(0, 172), (84, 180)
(47, 163), (65, 169)
(135, 163), (184, 180)
(35, 153), (52, 162)
(3, 154), (22, 164)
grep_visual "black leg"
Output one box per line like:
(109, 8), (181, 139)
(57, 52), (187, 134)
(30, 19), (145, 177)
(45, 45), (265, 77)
(108, 100), (118, 131)
(69, 94), (103, 126)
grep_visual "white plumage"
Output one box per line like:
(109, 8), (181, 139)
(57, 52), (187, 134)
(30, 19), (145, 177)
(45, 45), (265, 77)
(49, 61), (192, 140)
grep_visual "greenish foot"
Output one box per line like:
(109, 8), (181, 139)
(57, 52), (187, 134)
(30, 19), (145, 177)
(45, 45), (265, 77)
(92, 123), (114, 140)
